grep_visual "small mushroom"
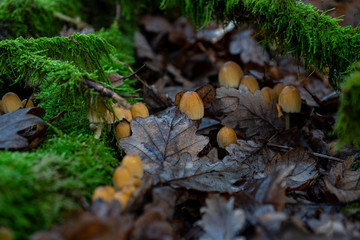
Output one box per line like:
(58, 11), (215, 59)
(179, 91), (204, 120)
(113, 166), (134, 190)
(114, 191), (130, 209)
(217, 126), (237, 148)
(22, 99), (34, 108)
(1, 92), (23, 113)
(261, 87), (275, 103)
(124, 109), (133, 122)
(273, 83), (286, 101)
(87, 99), (108, 139)
(278, 86), (301, 130)
(218, 61), (244, 88)
(115, 120), (131, 140)
(240, 75), (259, 93)
(174, 91), (185, 106)
(121, 154), (143, 178)
(92, 186), (115, 203)
(131, 102), (149, 119)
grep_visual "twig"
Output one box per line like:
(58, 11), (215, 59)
(84, 79), (131, 109)
(267, 143), (343, 162)
(53, 12), (91, 29)
(117, 64), (146, 81)
(112, 59), (150, 88)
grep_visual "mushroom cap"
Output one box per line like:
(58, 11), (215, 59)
(87, 99), (108, 123)
(261, 87), (275, 103)
(92, 186), (115, 203)
(273, 83), (286, 100)
(124, 109), (133, 122)
(106, 105), (126, 124)
(278, 86), (301, 113)
(133, 177), (142, 188)
(113, 166), (134, 189)
(131, 102), (149, 119)
(218, 61), (244, 88)
(122, 185), (136, 196)
(22, 99), (35, 108)
(115, 121), (131, 140)
(240, 75), (260, 93)
(114, 191), (130, 209)
(121, 154), (143, 178)
(179, 91), (204, 120)
(1, 92), (23, 113)
(217, 126), (237, 148)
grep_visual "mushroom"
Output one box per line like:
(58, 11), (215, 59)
(278, 86), (301, 130)
(124, 109), (133, 122)
(131, 102), (149, 119)
(218, 61), (244, 88)
(122, 185), (136, 196)
(179, 91), (204, 120)
(1, 92), (23, 113)
(22, 99), (34, 108)
(121, 154), (143, 178)
(240, 75), (259, 93)
(113, 166), (134, 190)
(217, 126), (237, 148)
(115, 120), (131, 140)
(92, 186), (115, 203)
(87, 99), (108, 139)
(273, 83), (286, 101)
(174, 91), (185, 106)
(114, 191), (130, 209)
(261, 87), (275, 103)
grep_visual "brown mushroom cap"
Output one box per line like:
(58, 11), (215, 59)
(87, 99), (108, 123)
(218, 61), (244, 88)
(114, 191), (130, 209)
(179, 91), (204, 120)
(174, 91), (185, 106)
(278, 86), (301, 113)
(106, 104), (126, 124)
(261, 87), (275, 103)
(217, 126), (237, 148)
(92, 186), (115, 203)
(131, 102), (149, 119)
(113, 166), (134, 189)
(121, 154), (143, 178)
(115, 121), (131, 140)
(22, 99), (35, 108)
(273, 83), (286, 100)
(124, 109), (133, 122)
(240, 75), (260, 93)
(1, 92), (23, 113)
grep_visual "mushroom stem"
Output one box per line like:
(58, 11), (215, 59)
(285, 113), (290, 130)
(94, 123), (103, 139)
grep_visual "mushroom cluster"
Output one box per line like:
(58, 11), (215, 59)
(92, 154), (143, 210)
(0, 92), (35, 115)
(217, 61), (302, 129)
(87, 98), (149, 139)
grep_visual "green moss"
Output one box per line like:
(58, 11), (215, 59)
(335, 68), (360, 148)
(0, 133), (119, 239)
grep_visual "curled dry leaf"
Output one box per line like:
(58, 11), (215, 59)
(0, 107), (47, 150)
(264, 148), (319, 190)
(119, 107), (209, 184)
(195, 84), (216, 105)
(220, 85), (284, 138)
(197, 195), (246, 240)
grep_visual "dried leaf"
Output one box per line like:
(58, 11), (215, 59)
(161, 153), (250, 192)
(197, 195), (246, 240)
(196, 84), (216, 105)
(0, 108), (47, 150)
(140, 15), (173, 33)
(119, 107), (209, 184)
(134, 31), (156, 60)
(264, 148), (319, 190)
(220, 85), (284, 138)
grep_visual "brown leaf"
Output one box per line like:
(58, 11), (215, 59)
(264, 148), (319, 190)
(196, 195), (246, 240)
(160, 152), (250, 192)
(325, 158), (360, 202)
(118, 107), (209, 184)
(0, 107), (47, 150)
(134, 31), (156, 60)
(220, 85), (284, 138)
(195, 84), (216, 105)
